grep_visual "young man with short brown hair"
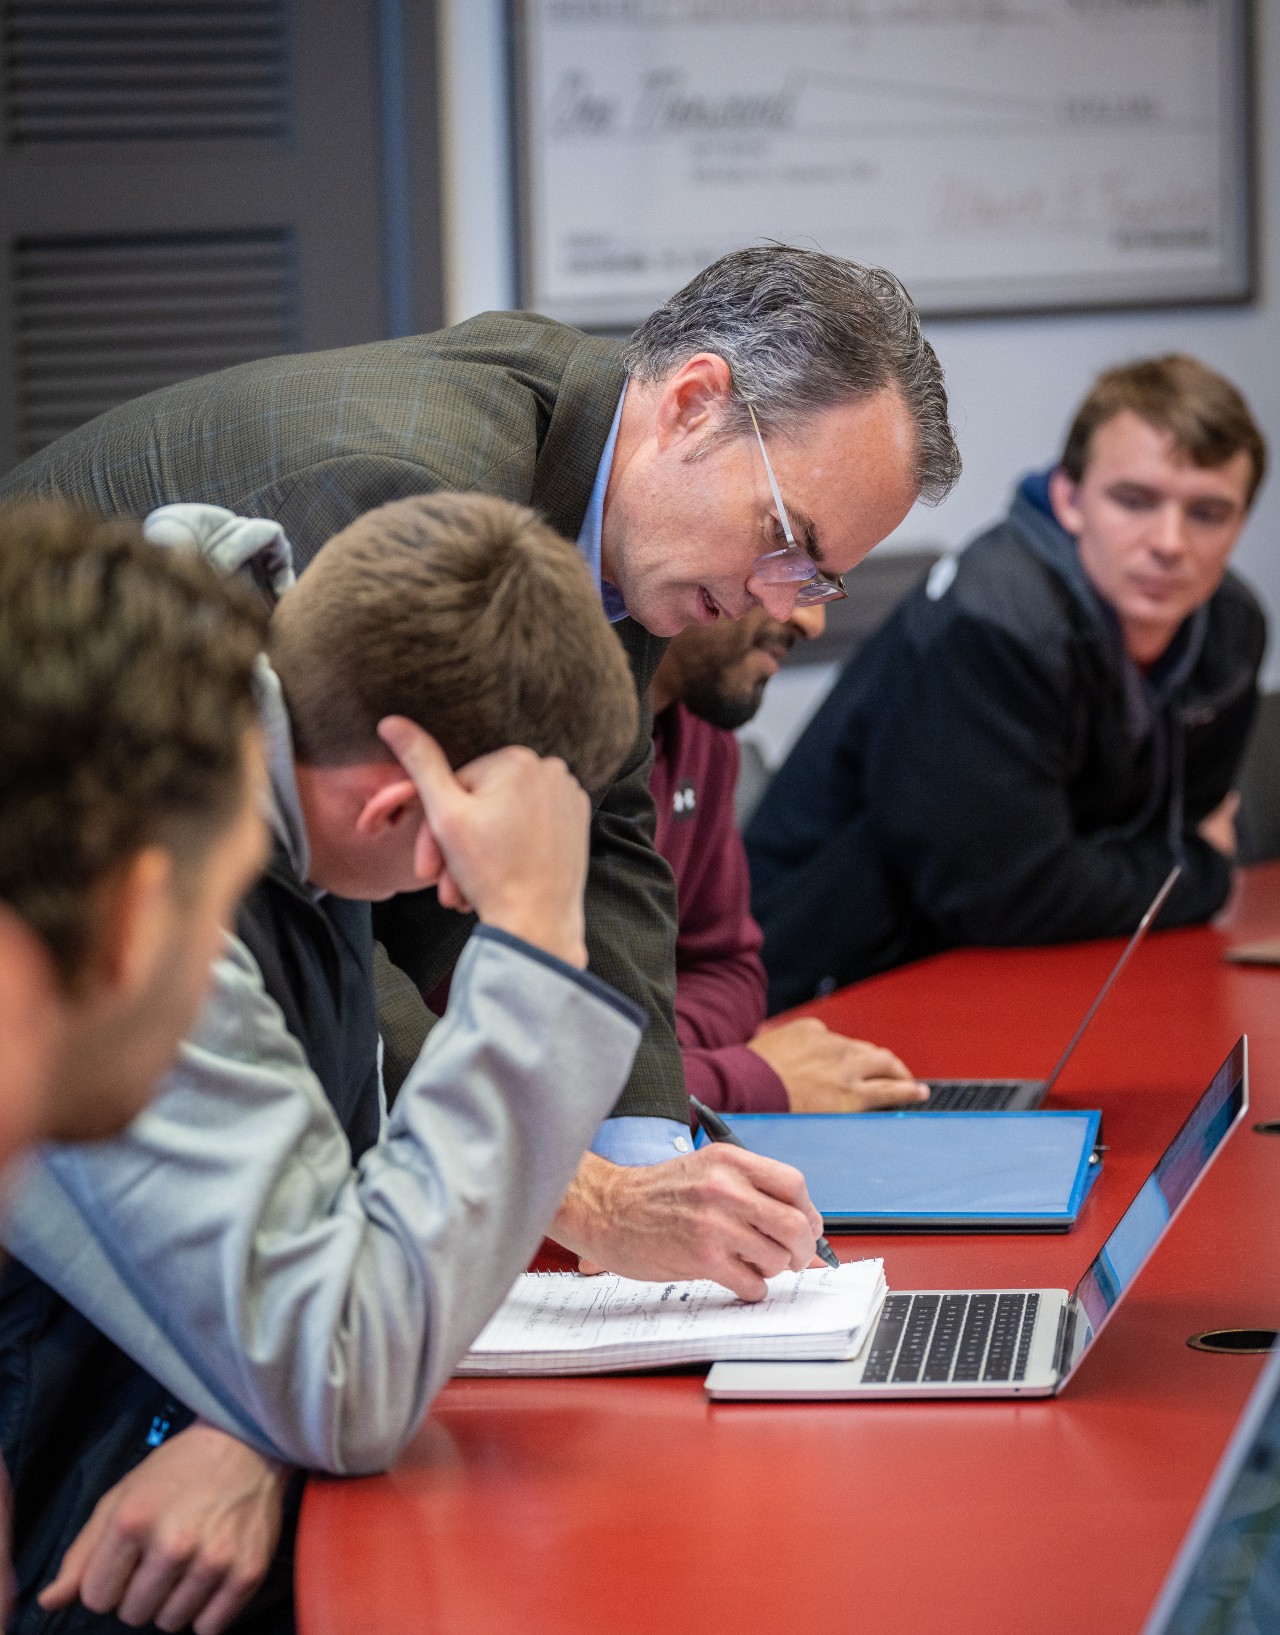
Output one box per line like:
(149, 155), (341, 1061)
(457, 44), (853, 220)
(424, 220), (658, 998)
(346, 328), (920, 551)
(749, 354), (1268, 1008)
(268, 491), (637, 784)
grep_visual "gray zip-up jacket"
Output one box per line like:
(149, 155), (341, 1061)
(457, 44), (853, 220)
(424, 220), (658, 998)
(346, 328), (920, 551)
(2, 506), (645, 1475)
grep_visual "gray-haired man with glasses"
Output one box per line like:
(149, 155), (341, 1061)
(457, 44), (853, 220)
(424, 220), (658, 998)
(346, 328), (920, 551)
(0, 244), (959, 1301)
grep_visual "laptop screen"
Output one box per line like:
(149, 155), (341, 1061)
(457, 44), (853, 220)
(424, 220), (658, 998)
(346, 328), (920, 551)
(1059, 1038), (1247, 1385)
(1142, 1342), (1280, 1634)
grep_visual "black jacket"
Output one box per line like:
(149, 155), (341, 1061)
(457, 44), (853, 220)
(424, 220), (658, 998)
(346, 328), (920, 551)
(746, 477), (1266, 1012)
(0, 848), (378, 1635)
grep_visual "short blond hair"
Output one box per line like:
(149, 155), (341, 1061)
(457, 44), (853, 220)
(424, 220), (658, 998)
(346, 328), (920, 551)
(269, 493), (638, 792)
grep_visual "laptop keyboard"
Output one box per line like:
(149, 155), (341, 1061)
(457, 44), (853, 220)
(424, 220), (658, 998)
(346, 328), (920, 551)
(924, 1080), (1029, 1111)
(861, 1292), (1041, 1385)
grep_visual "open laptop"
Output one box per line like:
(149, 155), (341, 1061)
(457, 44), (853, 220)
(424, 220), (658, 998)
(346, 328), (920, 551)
(921, 865), (1181, 1111)
(706, 1035), (1246, 1401)
(1142, 1334), (1280, 1634)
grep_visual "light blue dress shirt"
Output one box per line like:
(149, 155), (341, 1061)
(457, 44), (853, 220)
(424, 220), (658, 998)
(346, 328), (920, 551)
(577, 383), (692, 1167)
(575, 382), (630, 624)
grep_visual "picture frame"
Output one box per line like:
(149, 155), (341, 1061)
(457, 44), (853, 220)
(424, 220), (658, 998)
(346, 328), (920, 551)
(509, 0), (1254, 329)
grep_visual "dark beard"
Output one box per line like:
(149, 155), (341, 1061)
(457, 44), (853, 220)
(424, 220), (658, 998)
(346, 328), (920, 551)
(680, 668), (768, 732)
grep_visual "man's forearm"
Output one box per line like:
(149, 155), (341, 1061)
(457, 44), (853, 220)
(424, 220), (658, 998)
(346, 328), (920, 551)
(680, 1043), (789, 1116)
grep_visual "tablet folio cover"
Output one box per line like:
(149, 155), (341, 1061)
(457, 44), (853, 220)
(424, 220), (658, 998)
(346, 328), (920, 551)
(694, 1110), (1103, 1231)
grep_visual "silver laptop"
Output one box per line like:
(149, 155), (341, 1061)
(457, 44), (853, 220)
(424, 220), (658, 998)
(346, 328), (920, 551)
(921, 865), (1181, 1111)
(707, 1036), (1247, 1401)
(1142, 1334), (1280, 1634)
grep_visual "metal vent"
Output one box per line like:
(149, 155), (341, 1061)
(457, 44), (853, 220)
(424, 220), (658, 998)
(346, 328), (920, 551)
(13, 228), (299, 457)
(3, 1), (290, 145)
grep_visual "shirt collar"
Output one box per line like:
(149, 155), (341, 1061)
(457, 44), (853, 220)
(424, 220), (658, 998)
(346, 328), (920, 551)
(576, 383), (629, 624)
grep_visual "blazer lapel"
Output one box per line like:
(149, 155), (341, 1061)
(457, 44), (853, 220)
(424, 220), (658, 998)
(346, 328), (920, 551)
(530, 332), (627, 542)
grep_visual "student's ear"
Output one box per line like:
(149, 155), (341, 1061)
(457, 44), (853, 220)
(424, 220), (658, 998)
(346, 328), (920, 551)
(354, 778), (422, 838)
(1048, 467), (1084, 538)
(654, 353), (734, 450)
(353, 768), (450, 888)
(92, 848), (175, 1002)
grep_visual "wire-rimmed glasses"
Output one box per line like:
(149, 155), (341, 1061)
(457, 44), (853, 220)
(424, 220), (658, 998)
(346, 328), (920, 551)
(746, 403), (847, 606)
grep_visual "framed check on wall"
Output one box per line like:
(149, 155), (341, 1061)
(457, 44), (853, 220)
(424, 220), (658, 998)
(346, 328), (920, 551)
(509, 0), (1254, 329)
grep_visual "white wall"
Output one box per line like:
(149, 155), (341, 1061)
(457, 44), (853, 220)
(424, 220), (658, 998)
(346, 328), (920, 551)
(439, 0), (1279, 685)
(437, 0), (516, 323)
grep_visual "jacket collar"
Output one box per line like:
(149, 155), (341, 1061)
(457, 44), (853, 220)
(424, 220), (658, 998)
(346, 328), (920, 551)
(142, 502), (313, 885)
(529, 332), (628, 542)
(254, 656), (313, 889)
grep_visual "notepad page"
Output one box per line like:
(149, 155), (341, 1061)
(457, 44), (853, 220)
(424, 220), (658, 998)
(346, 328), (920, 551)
(459, 1259), (885, 1374)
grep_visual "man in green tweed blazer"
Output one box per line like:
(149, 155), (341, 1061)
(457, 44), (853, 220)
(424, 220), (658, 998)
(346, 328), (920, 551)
(0, 246), (960, 1278)
(0, 319), (672, 1035)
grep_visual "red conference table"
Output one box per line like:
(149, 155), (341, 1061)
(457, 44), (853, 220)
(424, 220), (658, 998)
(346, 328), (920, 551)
(297, 866), (1280, 1635)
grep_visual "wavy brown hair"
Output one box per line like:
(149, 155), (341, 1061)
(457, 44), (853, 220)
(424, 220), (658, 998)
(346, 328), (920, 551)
(0, 502), (267, 986)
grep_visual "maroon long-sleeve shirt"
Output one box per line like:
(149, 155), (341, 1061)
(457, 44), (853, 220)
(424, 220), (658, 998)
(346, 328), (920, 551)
(650, 702), (788, 1113)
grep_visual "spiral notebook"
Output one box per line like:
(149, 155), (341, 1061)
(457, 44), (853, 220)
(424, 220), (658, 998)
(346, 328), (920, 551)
(456, 1259), (887, 1376)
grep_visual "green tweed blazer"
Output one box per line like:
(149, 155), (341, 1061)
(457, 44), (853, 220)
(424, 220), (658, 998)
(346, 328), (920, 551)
(0, 311), (685, 1124)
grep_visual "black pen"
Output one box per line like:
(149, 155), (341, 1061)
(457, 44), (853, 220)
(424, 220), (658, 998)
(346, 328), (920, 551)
(688, 1095), (841, 1271)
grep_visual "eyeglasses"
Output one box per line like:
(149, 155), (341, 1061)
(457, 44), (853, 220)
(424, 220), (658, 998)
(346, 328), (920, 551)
(746, 403), (847, 606)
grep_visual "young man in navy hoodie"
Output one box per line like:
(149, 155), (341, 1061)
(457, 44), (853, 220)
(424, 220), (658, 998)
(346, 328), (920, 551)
(747, 355), (1267, 1010)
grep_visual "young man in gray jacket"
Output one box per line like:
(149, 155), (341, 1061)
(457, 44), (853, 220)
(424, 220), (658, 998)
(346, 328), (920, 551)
(5, 493), (823, 1635)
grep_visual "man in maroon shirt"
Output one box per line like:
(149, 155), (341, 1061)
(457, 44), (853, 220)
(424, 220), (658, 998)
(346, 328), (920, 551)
(650, 607), (928, 1114)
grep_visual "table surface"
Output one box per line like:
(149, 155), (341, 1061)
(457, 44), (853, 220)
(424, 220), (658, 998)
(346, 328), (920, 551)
(297, 865), (1280, 1635)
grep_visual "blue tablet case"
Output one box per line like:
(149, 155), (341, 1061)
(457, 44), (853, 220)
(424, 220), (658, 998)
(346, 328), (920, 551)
(694, 1110), (1104, 1232)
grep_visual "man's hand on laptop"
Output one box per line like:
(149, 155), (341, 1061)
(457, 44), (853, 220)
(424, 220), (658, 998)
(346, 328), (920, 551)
(551, 1147), (824, 1302)
(748, 1018), (930, 1113)
(38, 1421), (289, 1635)
(379, 716), (590, 969)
